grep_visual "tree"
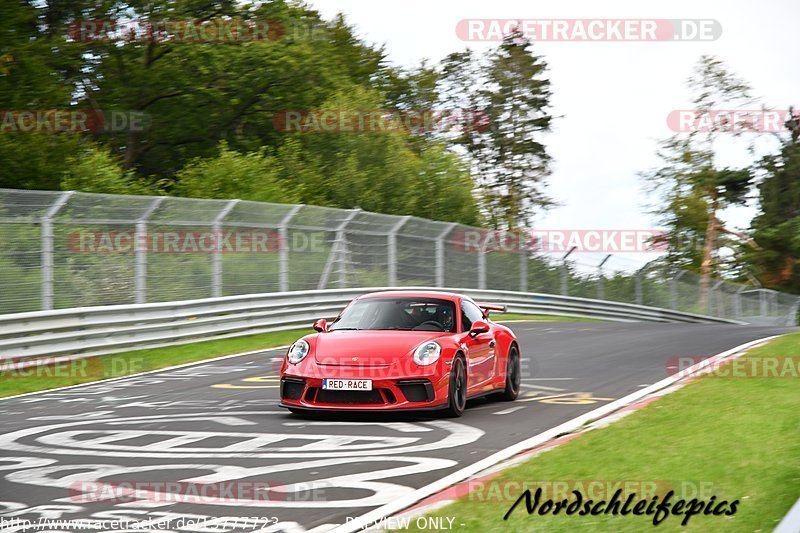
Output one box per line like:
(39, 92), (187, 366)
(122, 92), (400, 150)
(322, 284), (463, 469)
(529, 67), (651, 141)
(440, 28), (553, 229)
(745, 108), (800, 293)
(642, 56), (755, 305)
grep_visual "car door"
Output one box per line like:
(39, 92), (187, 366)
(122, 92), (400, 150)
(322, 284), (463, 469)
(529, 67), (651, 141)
(460, 300), (496, 390)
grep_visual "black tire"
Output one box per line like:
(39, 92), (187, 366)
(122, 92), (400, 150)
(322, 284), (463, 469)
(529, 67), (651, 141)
(443, 356), (467, 418)
(496, 345), (521, 401)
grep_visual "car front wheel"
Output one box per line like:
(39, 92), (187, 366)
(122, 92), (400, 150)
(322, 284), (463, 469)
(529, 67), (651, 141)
(495, 345), (521, 401)
(443, 357), (467, 417)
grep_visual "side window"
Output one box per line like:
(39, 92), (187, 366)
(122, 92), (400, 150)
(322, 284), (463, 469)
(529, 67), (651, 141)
(461, 301), (484, 331)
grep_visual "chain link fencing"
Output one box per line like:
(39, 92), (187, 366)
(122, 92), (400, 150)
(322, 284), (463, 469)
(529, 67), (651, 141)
(0, 188), (797, 325)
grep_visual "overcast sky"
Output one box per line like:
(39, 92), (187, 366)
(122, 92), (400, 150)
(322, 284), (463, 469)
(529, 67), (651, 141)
(306, 0), (798, 268)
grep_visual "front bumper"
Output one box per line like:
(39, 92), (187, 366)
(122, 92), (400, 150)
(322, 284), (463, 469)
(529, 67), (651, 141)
(280, 374), (447, 411)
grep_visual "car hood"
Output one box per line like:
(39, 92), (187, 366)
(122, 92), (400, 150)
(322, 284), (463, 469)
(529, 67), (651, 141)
(313, 330), (447, 366)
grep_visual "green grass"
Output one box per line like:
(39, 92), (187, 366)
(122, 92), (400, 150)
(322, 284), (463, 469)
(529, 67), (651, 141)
(0, 329), (306, 398)
(407, 331), (800, 532)
(494, 313), (599, 322)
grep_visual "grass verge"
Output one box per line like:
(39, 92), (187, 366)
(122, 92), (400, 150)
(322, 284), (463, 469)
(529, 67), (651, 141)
(0, 329), (306, 398)
(406, 331), (800, 532)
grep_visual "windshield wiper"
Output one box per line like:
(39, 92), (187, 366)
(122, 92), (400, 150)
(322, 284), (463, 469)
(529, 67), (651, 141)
(331, 327), (359, 331)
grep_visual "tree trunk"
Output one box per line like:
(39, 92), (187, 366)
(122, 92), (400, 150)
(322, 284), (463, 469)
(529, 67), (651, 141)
(699, 190), (719, 310)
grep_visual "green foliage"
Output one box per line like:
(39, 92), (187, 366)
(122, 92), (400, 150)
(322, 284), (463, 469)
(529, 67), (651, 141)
(0, 0), (489, 227)
(746, 125), (800, 293)
(61, 147), (162, 195)
(175, 142), (300, 203)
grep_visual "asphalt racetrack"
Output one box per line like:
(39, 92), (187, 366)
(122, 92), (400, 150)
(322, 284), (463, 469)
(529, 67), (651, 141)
(0, 321), (793, 532)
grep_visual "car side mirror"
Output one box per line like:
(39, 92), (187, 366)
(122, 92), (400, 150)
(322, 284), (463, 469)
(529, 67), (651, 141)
(469, 320), (490, 336)
(312, 319), (327, 332)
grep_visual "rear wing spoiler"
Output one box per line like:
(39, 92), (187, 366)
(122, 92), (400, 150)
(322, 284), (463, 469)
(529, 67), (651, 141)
(477, 303), (507, 316)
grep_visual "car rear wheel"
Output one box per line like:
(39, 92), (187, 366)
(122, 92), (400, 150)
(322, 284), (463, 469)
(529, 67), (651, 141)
(443, 357), (467, 417)
(496, 345), (520, 401)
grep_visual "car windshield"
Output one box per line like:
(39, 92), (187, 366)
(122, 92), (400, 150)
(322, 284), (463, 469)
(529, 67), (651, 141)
(329, 297), (456, 332)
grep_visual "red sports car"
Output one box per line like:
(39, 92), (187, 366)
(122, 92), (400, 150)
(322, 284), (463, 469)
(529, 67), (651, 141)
(279, 290), (521, 417)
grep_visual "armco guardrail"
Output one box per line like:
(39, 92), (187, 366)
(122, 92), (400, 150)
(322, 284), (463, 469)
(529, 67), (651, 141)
(0, 287), (742, 369)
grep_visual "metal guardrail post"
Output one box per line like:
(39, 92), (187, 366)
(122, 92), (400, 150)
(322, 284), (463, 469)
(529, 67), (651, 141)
(387, 216), (410, 287)
(211, 199), (240, 298)
(318, 208), (360, 290)
(435, 223), (457, 287)
(40, 191), (73, 310)
(134, 197), (166, 304)
(278, 204), (303, 293)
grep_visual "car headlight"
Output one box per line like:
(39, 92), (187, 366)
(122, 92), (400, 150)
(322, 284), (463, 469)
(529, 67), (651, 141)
(287, 339), (310, 364)
(413, 341), (441, 366)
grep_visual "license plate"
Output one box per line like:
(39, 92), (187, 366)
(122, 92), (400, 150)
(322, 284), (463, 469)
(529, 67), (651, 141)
(322, 379), (372, 391)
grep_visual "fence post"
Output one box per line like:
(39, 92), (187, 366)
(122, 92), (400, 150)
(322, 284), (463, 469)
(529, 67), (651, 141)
(519, 252), (528, 293)
(435, 223), (457, 288)
(317, 208), (360, 290)
(734, 286), (745, 319)
(635, 269), (643, 305)
(211, 199), (239, 298)
(560, 246), (576, 296)
(134, 197), (165, 304)
(759, 289), (768, 319)
(477, 250), (486, 289)
(40, 191), (74, 310)
(387, 216), (410, 287)
(709, 280), (724, 317)
(790, 298), (800, 326)
(670, 270), (685, 310)
(278, 204), (303, 293)
(596, 254), (611, 301)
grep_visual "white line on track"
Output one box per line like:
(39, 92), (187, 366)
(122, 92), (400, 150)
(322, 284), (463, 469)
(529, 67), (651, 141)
(493, 406), (526, 415)
(519, 383), (565, 390)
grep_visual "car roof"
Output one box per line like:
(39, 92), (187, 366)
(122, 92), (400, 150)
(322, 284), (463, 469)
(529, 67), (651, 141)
(357, 290), (464, 302)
